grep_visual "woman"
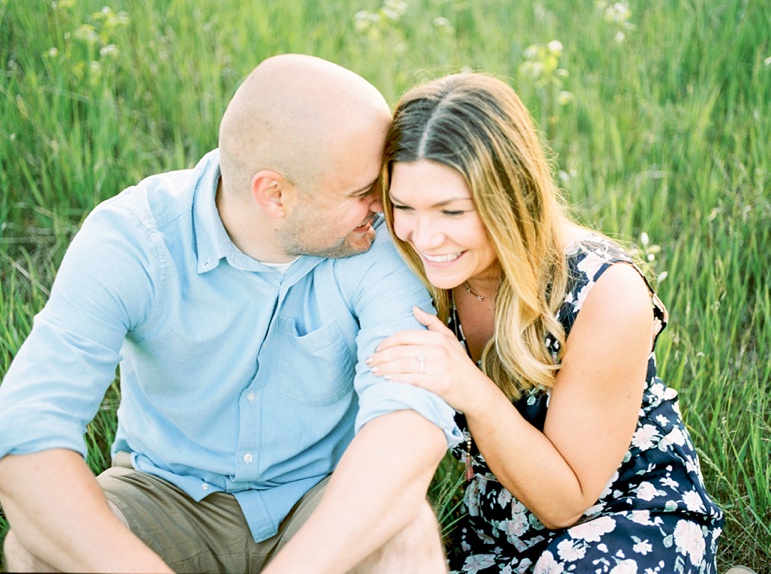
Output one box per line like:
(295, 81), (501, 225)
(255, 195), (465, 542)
(367, 73), (723, 573)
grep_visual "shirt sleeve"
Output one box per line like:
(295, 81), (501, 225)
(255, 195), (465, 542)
(345, 224), (462, 448)
(0, 195), (159, 460)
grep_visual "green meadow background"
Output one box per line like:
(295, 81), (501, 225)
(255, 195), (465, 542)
(1, 0), (768, 570)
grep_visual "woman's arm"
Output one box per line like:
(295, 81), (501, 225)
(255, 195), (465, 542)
(369, 263), (654, 528)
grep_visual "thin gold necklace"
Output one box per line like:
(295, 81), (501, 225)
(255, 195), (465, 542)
(463, 281), (486, 301)
(457, 285), (481, 479)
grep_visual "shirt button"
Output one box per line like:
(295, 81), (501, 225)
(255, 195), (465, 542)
(243, 453), (253, 464)
(201, 483), (209, 491)
(247, 392), (256, 402)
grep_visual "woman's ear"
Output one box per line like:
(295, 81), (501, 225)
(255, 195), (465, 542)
(251, 170), (293, 218)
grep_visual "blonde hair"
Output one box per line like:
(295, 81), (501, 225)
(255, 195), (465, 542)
(382, 73), (570, 400)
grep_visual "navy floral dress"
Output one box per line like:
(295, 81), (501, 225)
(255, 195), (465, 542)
(447, 238), (723, 574)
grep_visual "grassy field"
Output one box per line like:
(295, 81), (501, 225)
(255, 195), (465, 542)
(1, 0), (769, 570)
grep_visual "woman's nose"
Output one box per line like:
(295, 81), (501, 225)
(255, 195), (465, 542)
(410, 216), (443, 250)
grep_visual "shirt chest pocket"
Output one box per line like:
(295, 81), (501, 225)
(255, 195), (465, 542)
(277, 317), (355, 405)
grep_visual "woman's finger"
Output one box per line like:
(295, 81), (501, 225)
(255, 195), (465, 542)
(376, 354), (430, 378)
(375, 328), (439, 351)
(412, 306), (449, 333)
(368, 343), (429, 370)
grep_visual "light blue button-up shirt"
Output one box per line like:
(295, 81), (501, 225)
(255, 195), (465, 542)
(0, 150), (461, 541)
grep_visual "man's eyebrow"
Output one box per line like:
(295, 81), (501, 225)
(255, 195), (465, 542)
(348, 177), (379, 197)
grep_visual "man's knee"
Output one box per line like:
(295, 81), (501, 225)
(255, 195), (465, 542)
(352, 500), (446, 573)
(106, 499), (131, 529)
(3, 529), (52, 573)
(401, 499), (442, 541)
(380, 500), (445, 566)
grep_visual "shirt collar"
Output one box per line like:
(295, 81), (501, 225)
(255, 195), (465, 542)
(193, 150), (233, 273)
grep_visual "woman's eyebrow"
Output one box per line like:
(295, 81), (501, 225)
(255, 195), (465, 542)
(389, 192), (472, 208)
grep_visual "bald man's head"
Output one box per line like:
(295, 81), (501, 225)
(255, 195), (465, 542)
(218, 54), (391, 198)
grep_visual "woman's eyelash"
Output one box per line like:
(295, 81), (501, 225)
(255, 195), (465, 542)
(392, 205), (466, 216)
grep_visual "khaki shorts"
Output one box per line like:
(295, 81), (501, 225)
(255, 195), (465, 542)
(97, 458), (329, 573)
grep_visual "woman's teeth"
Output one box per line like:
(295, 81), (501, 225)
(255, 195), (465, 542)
(423, 252), (461, 263)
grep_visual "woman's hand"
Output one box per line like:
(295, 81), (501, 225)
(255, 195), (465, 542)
(366, 306), (489, 413)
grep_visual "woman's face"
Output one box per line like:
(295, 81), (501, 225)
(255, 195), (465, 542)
(389, 160), (498, 290)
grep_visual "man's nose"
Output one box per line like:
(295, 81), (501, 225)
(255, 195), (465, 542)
(369, 194), (383, 213)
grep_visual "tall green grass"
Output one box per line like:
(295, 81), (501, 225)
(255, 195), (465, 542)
(1, 0), (768, 570)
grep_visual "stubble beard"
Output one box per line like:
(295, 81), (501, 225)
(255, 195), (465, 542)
(279, 221), (376, 259)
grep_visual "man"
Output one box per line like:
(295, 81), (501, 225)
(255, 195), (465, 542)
(0, 54), (461, 573)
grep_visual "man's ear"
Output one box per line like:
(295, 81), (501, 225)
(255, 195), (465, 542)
(251, 170), (294, 218)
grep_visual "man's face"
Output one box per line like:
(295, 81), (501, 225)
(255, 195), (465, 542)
(276, 100), (390, 260)
(278, 174), (383, 259)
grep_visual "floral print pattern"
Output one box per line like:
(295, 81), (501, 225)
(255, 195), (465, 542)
(447, 238), (723, 573)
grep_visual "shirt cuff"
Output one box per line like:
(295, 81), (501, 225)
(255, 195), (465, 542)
(354, 381), (462, 448)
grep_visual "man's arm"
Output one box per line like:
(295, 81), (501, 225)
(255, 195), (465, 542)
(0, 449), (171, 572)
(263, 228), (457, 572)
(0, 203), (167, 571)
(263, 410), (446, 573)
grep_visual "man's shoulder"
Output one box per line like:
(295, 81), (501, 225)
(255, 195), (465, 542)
(92, 150), (219, 231)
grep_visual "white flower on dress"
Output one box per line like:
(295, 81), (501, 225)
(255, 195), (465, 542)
(462, 553), (497, 574)
(533, 550), (564, 574)
(660, 427), (686, 449)
(502, 512), (530, 539)
(511, 499), (527, 515)
(576, 252), (604, 278)
(630, 510), (654, 526)
(636, 481), (665, 501)
(557, 538), (586, 561)
(633, 538), (653, 555)
(465, 481), (481, 516)
(610, 559), (638, 573)
(477, 474), (490, 492)
(674, 519), (706, 565)
(599, 471), (620, 499)
(655, 414), (669, 427)
(569, 515), (616, 542)
(649, 382), (666, 400)
(682, 490), (706, 513)
(583, 503), (603, 517)
(572, 283), (592, 309)
(477, 529), (496, 545)
(685, 456), (701, 475)
(631, 424), (660, 450)
(661, 476), (679, 489)
(643, 560), (665, 574)
(498, 488), (512, 508)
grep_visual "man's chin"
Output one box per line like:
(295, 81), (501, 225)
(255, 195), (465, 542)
(342, 227), (376, 257)
(306, 231), (375, 259)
